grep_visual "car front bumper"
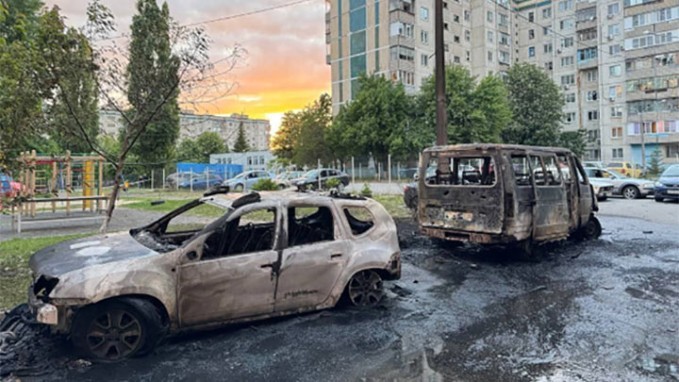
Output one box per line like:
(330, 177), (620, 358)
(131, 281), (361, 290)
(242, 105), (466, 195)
(655, 187), (679, 200)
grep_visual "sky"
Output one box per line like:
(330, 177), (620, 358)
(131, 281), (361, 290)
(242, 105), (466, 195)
(44, 0), (331, 132)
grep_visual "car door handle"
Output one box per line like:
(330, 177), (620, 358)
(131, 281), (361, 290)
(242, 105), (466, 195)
(330, 253), (342, 259)
(260, 263), (273, 269)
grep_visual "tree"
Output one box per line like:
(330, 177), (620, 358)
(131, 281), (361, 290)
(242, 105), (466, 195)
(127, 0), (180, 171)
(417, 66), (511, 145)
(331, 75), (417, 164)
(0, 0), (51, 167)
(646, 146), (664, 177)
(559, 130), (587, 158)
(270, 94), (333, 167)
(503, 63), (565, 146)
(177, 132), (226, 163)
(233, 122), (250, 153)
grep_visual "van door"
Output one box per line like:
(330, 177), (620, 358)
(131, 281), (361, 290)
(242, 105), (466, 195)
(529, 154), (570, 241)
(508, 154), (535, 241)
(573, 159), (595, 226)
(557, 153), (578, 230)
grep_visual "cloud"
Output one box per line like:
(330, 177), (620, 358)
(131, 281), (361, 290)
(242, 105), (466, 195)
(45, 0), (330, 121)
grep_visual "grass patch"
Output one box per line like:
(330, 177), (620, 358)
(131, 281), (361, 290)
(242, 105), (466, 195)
(0, 234), (90, 310)
(372, 195), (410, 219)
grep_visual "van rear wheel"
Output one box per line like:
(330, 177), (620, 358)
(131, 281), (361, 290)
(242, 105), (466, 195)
(582, 216), (602, 240)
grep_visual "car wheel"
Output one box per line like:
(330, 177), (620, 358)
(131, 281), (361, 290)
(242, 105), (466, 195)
(597, 195), (607, 201)
(622, 185), (639, 200)
(346, 270), (384, 307)
(234, 184), (244, 192)
(655, 196), (664, 202)
(71, 298), (164, 362)
(582, 216), (602, 240)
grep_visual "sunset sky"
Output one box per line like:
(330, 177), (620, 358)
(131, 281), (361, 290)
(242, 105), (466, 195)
(44, 0), (331, 132)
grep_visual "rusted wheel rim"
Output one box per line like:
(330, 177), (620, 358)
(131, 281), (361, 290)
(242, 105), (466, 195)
(86, 309), (143, 360)
(348, 271), (383, 306)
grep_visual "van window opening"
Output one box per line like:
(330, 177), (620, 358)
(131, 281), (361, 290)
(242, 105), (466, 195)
(425, 156), (497, 186)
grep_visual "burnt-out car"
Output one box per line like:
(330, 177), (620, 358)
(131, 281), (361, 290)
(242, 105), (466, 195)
(418, 144), (601, 249)
(28, 191), (400, 361)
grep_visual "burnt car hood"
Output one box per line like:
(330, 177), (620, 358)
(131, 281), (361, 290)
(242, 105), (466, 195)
(29, 232), (159, 278)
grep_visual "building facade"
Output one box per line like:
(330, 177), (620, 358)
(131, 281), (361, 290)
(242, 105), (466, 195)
(326, 0), (516, 115)
(210, 150), (276, 172)
(98, 110), (271, 151)
(327, 0), (679, 166)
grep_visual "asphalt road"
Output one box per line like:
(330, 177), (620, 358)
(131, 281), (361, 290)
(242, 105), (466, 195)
(2, 210), (674, 381)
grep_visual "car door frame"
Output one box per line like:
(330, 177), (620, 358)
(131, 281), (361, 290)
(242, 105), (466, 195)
(176, 201), (283, 328)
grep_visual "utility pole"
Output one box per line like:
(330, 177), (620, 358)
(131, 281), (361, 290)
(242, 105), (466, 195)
(434, 0), (447, 147)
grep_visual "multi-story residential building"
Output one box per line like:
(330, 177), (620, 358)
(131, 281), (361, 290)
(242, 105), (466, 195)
(98, 110), (271, 151)
(327, 0), (679, 166)
(514, 0), (679, 165)
(326, 0), (516, 115)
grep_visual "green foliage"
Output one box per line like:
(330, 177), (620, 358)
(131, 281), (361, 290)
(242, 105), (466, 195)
(177, 132), (226, 163)
(331, 75), (423, 163)
(271, 94), (333, 166)
(647, 146), (664, 177)
(325, 177), (341, 189)
(360, 183), (373, 198)
(416, 66), (511, 145)
(233, 122), (250, 153)
(503, 63), (565, 146)
(127, 0), (180, 169)
(559, 130), (587, 157)
(251, 178), (279, 191)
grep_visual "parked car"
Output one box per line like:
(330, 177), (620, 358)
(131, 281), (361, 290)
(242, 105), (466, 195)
(177, 173), (223, 190)
(583, 161), (605, 169)
(606, 161), (642, 178)
(27, 190), (401, 361)
(295, 169), (350, 190)
(274, 171), (304, 189)
(654, 164), (679, 202)
(589, 179), (614, 201)
(585, 168), (655, 199)
(223, 170), (272, 192)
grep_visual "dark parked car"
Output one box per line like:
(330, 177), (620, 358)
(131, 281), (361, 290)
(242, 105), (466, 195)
(295, 169), (350, 190)
(654, 165), (679, 202)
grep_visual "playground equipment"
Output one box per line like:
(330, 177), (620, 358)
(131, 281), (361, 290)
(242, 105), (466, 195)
(10, 150), (109, 232)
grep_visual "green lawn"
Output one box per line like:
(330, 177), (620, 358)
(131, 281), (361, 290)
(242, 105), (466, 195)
(0, 234), (90, 310)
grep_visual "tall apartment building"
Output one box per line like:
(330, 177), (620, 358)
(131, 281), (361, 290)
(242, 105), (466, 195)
(515, 0), (679, 165)
(325, 0), (517, 115)
(327, 0), (679, 165)
(99, 110), (271, 151)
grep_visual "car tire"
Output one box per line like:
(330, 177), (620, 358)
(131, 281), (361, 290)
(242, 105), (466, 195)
(71, 298), (164, 362)
(597, 195), (607, 201)
(654, 196), (664, 202)
(582, 216), (602, 240)
(622, 185), (640, 200)
(344, 270), (384, 307)
(234, 184), (244, 192)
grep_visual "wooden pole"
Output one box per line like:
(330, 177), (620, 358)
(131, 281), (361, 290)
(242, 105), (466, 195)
(51, 161), (57, 213)
(98, 158), (103, 212)
(30, 150), (36, 217)
(66, 150), (72, 216)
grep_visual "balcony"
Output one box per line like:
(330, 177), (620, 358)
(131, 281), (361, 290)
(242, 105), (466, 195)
(389, 0), (414, 15)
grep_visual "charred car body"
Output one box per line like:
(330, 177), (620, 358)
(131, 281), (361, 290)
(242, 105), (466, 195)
(28, 191), (401, 361)
(417, 144), (601, 247)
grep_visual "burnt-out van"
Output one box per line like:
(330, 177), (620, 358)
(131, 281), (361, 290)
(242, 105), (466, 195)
(417, 144), (601, 248)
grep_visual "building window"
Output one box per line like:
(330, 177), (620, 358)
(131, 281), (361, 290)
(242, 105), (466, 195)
(466, 50), (470, 61)
(544, 43), (553, 53)
(529, 29), (535, 39)
(609, 85), (622, 100)
(499, 32), (510, 45)
(611, 106), (624, 118)
(454, 56), (461, 63)
(558, 0), (574, 13)
(586, 90), (598, 101)
(586, 70), (598, 82)
(421, 30), (429, 44)
(488, 51), (493, 62)
(588, 110), (599, 120)
(454, 14), (460, 23)
(561, 74), (575, 85)
(608, 24), (620, 37)
(528, 47), (535, 57)
(454, 35), (460, 43)
(609, 44), (622, 55)
(543, 8), (552, 19)
(609, 65), (622, 77)
(488, 31), (494, 43)
(498, 13), (508, 26)
(464, 10), (470, 21)
(561, 37), (574, 48)
(612, 148), (623, 159)
(465, 30), (471, 42)
(421, 54), (428, 66)
(420, 6), (429, 20)
(561, 56), (574, 66)
(560, 19), (573, 30)
(608, 3), (619, 16)
(565, 93), (576, 103)
(565, 112), (576, 123)
(487, 11), (494, 23)
(611, 126), (623, 138)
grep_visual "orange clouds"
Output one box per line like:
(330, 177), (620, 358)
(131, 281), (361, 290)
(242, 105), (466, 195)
(45, 0), (331, 127)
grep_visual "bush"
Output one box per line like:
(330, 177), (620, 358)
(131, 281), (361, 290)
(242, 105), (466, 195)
(325, 178), (342, 189)
(360, 183), (373, 198)
(251, 178), (279, 191)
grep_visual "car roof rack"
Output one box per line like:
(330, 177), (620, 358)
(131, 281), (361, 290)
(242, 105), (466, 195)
(203, 185), (230, 197)
(232, 192), (261, 208)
